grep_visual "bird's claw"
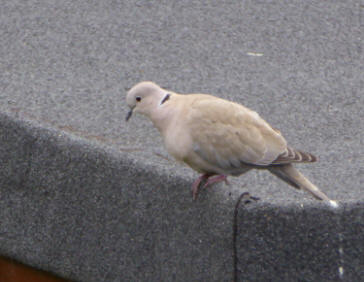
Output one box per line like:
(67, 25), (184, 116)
(192, 174), (228, 200)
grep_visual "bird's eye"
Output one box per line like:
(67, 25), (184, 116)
(136, 96), (141, 102)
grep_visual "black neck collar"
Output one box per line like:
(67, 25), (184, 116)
(160, 93), (171, 105)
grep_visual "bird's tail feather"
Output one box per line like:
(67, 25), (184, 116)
(268, 164), (332, 202)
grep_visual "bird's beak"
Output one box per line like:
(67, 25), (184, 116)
(126, 108), (133, 121)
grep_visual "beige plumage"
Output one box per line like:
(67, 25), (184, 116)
(126, 81), (336, 206)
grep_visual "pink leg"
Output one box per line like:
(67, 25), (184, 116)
(192, 174), (229, 200)
(191, 173), (211, 200)
(203, 174), (229, 188)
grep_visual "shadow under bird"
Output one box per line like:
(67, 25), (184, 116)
(126, 81), (337, 207)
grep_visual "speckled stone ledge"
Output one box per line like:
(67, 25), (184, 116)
(1, 112), (363, 282)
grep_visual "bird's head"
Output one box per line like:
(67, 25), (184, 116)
(126, 81), (167, 121)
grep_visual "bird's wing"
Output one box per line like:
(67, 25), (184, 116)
(185, 95), (287, 171)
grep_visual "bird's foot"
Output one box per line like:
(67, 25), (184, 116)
(192, 173), (211, 200)
(203, 174), (229, 188)
(192, 174), (229, 200)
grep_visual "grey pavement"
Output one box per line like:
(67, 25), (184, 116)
(1, 1), (363, 281)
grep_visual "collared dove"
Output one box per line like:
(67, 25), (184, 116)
(126, 81), (337, 206)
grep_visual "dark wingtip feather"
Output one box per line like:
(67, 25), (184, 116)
(272, 147), (317, 164)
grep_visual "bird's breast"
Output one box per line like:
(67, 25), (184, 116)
(163, 125), (192, 162)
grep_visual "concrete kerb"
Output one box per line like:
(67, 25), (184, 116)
(0, 111), (363, 281)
